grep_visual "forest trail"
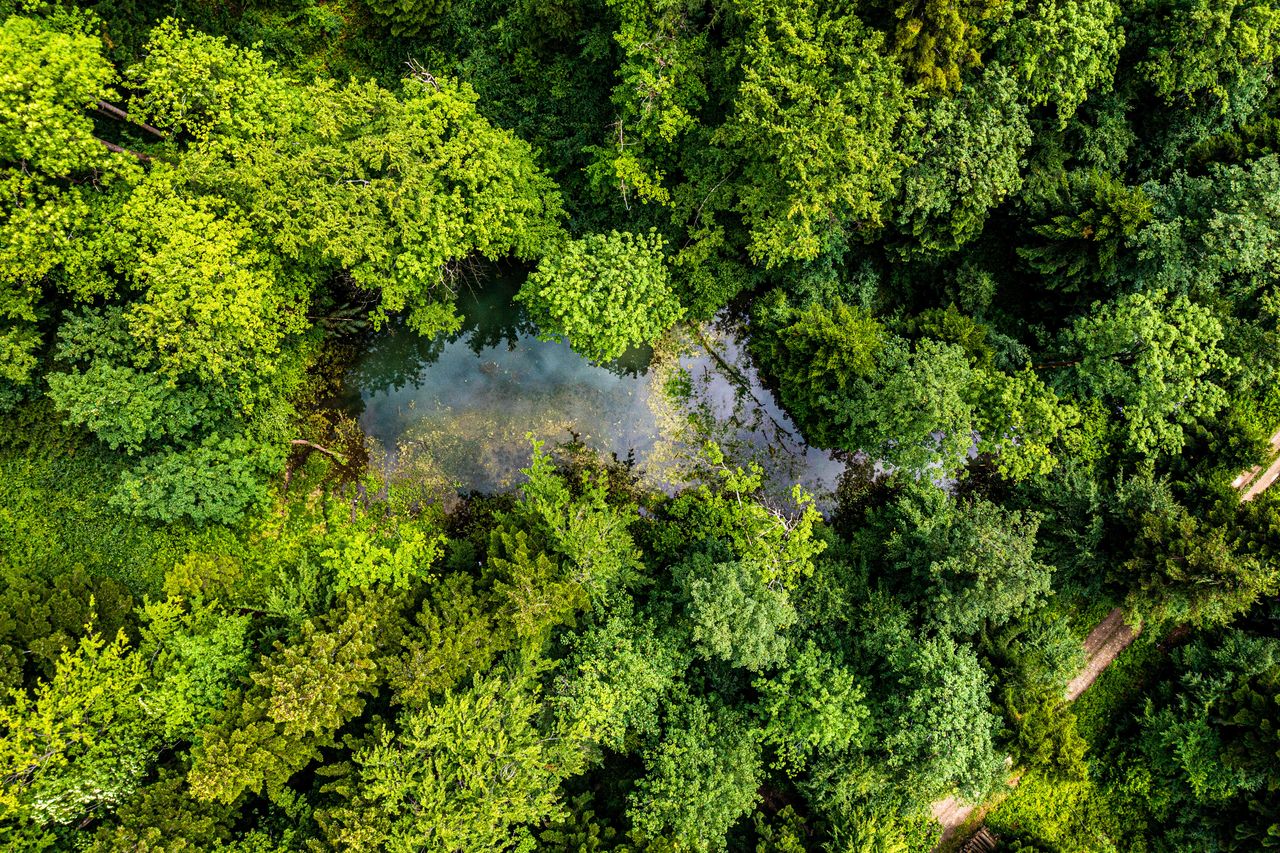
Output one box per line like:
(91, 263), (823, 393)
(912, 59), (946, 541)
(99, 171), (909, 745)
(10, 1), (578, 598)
(930, 798), (975, 841)
(932, 432), (1280, 847)
(1235, 430), (1280, 501)
(1064, 608), (1139, 700)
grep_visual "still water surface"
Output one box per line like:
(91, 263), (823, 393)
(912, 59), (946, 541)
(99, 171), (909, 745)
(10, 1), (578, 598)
(344, 270), (845, 507)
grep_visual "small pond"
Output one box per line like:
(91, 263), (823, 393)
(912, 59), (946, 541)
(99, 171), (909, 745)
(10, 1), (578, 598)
(343, 268), (846, 509)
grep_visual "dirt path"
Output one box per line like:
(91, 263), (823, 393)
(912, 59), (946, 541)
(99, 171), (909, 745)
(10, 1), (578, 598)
(1241, 451), (1280, 501)
(1064, 607), (1139, 700)
(931, 798), (976, 846)
(931, 432), (1280, 846)
(1232, 429), (1280, 502)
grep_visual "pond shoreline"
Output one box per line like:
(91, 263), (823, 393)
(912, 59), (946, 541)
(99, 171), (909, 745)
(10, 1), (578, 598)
(337, 270), (846, 513)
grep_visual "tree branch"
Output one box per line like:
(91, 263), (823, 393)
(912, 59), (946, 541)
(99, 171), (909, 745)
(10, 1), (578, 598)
(95, 100), (168, 139)
(290, 439), (349, 464)
(96, 138), (150, 161)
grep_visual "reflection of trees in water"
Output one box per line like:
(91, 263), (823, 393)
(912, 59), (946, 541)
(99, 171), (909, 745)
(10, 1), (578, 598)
(645, 323), (845, 513)
(389, 384), (642, 495)
(351, 289), (845, 508)
(349, 327), (448, 395)
(457, 267), (534, 355)
(347, 263), (652, 397)
(355, 316), (843, 512)
(347, 267), (525, 395)
(599, 343), (653, 378)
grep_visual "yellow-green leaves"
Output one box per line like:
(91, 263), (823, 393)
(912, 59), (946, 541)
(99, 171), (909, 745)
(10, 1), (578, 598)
(323, 524), (445, 595)
(188, 594), (394, 803)
(0, 626), (150, 826)
(1138, 0), (1280, 113)
(0, 16), (122, 392)
(893, 0), (1001, 92)
(188, 74), (565, 339)
(126, 19), (296, 142)
(976, 368), (1080, 481)
(0, 16), (113, 176)
(124, 192), (287, 386)
(317, 673), (570, 852)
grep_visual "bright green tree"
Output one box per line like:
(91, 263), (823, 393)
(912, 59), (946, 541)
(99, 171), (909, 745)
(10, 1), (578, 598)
(0, 16), (113, 175)
(554, 615), (686, 754)
(518, 230), (683, 362)
(996, 0), (1124, 122)
(316, 673), (572, 852)
(754, 298), (887, 436)
(1067, 289), (1237, 458)
(674, 545), (798, 671)
(718, 0), (909, 265)
(892, 65), (1032, 255)
(384, 574), (507, 708)
(654, 449), (825, 589)
(125, 18), (295, 142)
(1137, 0), (1280, 114)
(755, 641), (869, 771)
(135, 598), (253, 744)
(88, 770), (238, 852)
(589, 0), (711, 208)
(0, 627), (152, 827)
(513, 441), (643, 602)
(880, 634), (1004, 803)
(197, 72), (565, 339)
(0, 15), (121, 396)
(187, 594), (393, 803)
(627, 698), (762, 851)
(975, 367), (1080, 480)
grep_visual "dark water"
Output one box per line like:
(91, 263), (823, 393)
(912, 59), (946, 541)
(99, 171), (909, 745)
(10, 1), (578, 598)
(344, 270), (846, 506)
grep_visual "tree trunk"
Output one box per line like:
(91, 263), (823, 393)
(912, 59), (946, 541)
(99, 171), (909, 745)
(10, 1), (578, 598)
(95, 100), (168, 139)
(96, 138), (150, 161)
(290, 439), (349, 464)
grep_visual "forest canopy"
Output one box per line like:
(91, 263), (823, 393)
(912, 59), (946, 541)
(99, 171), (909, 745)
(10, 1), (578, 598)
(1, 0), (1280, 850)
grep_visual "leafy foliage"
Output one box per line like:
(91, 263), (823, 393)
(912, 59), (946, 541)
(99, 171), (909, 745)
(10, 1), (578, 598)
(3, 1), (1280, 850)
(0, 627), (151, 826)
(892, 0), (1006, 91)
(0, 16), (113, 175)
(719, 0), (909, 264)
(1067, 289), (1237, 458)
(316, 673), (571, 852)
(518, 230), (684, 362)
(892, 65), (1032, 255)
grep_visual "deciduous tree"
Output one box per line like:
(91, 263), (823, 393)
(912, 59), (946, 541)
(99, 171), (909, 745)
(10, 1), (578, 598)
(718, 0), (908, 264)
(518, 230), (683, 362)
(1067, 289), (1237, 458)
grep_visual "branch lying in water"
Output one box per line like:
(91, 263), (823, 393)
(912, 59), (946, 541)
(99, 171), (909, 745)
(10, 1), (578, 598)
(289, 439), (349, 464)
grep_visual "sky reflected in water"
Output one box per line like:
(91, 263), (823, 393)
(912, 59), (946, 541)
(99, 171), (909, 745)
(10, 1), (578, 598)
(344, 269), (846, 508)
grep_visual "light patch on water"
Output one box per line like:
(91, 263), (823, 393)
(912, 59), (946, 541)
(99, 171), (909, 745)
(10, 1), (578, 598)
(358, 329), (661, 495)
(346, 277), (846, 510)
